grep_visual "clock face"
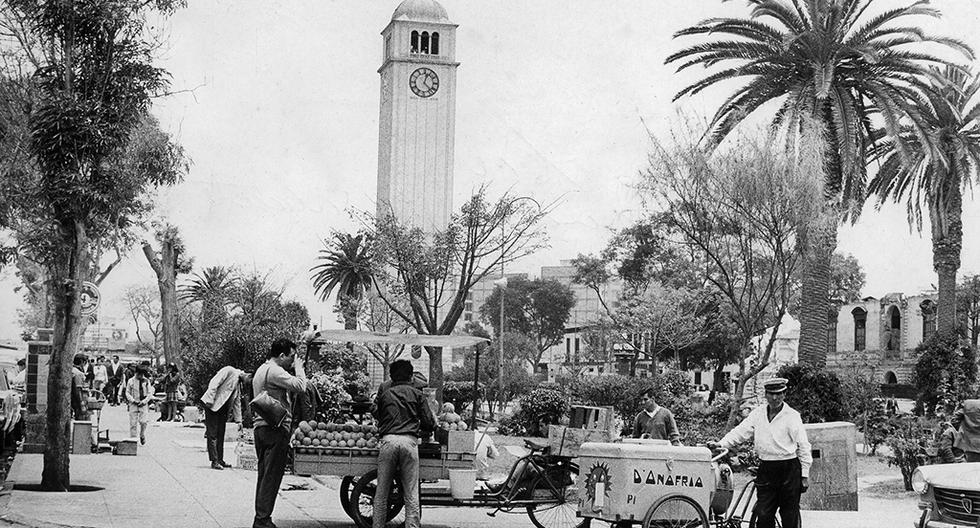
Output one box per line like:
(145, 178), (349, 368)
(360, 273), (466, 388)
(409, 67), (439, 98)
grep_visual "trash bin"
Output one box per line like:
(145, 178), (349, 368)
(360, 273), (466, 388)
(449, 469), (477, 499)
(802, 422), (858, 511)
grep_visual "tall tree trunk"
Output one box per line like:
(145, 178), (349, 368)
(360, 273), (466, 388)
(41, 220), (88, 491)
(425, 345), (443, 403)
(797, 210), (839, 369)
(932, 184), (962, 338)
(143, 233), (179, 367)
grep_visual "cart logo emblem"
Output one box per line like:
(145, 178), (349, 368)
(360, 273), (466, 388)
(962, 496), (973, 514)
(584, 462), (612, 512)
(665, 458), (674, 472)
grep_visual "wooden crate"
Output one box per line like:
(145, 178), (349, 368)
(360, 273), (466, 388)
(548, 425), (616, 457)
(569, 405), (614, 430)
(292, 450), (475, 480)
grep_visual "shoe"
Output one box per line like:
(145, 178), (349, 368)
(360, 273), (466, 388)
(211, 461), (224, 470)
(140, 437), (146, 445)
(219, 460), (231, 468)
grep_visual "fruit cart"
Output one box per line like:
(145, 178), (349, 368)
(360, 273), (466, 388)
(293, 330), (585, 528)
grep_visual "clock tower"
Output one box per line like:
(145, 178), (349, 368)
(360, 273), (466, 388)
(377, 0), (459, 232)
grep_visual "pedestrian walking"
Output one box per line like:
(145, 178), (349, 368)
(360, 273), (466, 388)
(125, 366), (154, 444)
(106, 355), (124, 405)
(160, 364), (182, 421)
(251, 338), (307, 528)
(371, 359), (436, 528)
(952, 399), (980, 462)
(631, 388), (681, 445)
(201, 365), (247, 470)
(710, 377), (811, 528)
(93, 357), (108, 396)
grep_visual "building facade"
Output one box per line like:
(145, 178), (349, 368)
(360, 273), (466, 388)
(828, 292), (937, 384)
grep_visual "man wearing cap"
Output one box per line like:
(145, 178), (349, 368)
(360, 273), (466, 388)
(710, 377), (811, 528)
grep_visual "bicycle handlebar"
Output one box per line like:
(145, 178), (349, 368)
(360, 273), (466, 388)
(710, 447), (729, 463)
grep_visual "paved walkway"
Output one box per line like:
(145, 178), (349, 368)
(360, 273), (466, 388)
(0, 404), (924, 528)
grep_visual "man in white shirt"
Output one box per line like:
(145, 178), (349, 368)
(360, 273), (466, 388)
(710, 377), (811, 528)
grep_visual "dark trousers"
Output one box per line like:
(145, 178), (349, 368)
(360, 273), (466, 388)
(754, 458), (802, 528)
(105, 380), (119, 404)
(253, 426), (290, 528)
(204, 401), (230, 463)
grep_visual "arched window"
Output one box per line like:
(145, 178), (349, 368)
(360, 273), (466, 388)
(852, 307), (867, 351)
(431, 32), (440, 54)
(886, 305), (901, 352)
(420, 31), (430, 54)
(921, 300), (937, 341)
(410, 31), (419, 53)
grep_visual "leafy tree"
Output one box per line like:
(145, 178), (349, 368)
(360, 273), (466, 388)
(777, 364), (847, 423)
(310, 233), (374, 330)
(447, 331), (534, 417)
(0, 0), (184, 490)
(366, 187), (549, 400)
(912, 333), (978, 416)
(142, 224), (192, 366)
(639, 124), (821, 426)
(668, 0), (972, 368)
(478, 276), (575, 371)
(353, 295), (410, 382)
(870, 66), (980, 337)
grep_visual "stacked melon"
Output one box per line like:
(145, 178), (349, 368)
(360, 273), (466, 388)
(436, 403), (469, 432)
(293, 420), (380, 456)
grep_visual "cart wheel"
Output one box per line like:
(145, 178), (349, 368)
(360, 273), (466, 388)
(526, 462), (589, 528)
(340, 475), (355, 517)
(349, 469), (405, 528)
(641, 494), (709, 528)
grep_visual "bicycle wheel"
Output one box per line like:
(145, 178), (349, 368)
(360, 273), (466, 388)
(641, 495), (709, 528)
(526, 462), (590, 528)
(349, 469), (405, 528)
(340, 475), (355, 517)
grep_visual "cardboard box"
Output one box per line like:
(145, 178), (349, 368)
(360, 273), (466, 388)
(570, 406), (614, 430)
(114, 439), (138, 456)
(71, 421), (92, 455)
(447, 430), (475, 453)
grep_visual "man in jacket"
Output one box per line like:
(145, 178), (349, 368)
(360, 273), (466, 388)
(372, 360), (436, 528)
(105, 355), (124, 405)
(252, 338), (306, 528)
(710, 378), (811, 528)
(201, 365), (247, 470)
(125, 366), (154, 444)
(952, 399), (980, 462)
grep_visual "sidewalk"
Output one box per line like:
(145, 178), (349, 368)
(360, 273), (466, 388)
(1, 405), (343, 528)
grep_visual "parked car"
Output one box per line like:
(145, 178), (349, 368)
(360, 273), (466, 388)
(912, 462), (980, 527)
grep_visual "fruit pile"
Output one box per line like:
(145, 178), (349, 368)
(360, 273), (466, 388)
(292, 420), (380, 456)
(437, 403), (469, 431)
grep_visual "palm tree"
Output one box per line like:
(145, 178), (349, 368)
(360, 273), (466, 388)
(311, 233), (375, 330)
(179, 266), (239, 326)
(869, 66), (980, 337)
(667, 0), (971, 367)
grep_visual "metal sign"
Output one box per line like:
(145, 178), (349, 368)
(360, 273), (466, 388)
(79, 281), (101, 316)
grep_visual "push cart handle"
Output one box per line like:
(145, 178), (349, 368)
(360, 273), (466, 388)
(710, 447), (729, 463)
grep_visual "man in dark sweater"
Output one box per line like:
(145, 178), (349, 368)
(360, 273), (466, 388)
(631, 388), (680, 445)
(371, 360), (436, 528)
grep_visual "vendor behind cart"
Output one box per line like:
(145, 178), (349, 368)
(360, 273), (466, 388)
(371, 360), (436, 528)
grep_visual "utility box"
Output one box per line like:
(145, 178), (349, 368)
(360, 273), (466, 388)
(71, 421), (93, 455)
(577, 441), (715, 525)
(802, 421), (858, 511)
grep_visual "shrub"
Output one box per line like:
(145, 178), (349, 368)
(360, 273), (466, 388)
(311, 343), (371, 400)
(443, 380), (482, 416)
(573, 371), (693, 434)
(776, 364), (847, 423)
(507, 388), (570, 437)
(308, 370), (353, 423)
(884, 415), (937, 491)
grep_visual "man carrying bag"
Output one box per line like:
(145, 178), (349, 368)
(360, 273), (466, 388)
(251, 338), (306, 528)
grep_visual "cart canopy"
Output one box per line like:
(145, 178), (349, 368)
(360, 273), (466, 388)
(310, 330), (489, 348)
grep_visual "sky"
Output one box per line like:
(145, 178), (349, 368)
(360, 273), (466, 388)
(3, 0), (980, 341)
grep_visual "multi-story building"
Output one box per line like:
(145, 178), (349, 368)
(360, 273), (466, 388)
(828, 292), (937, 385)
